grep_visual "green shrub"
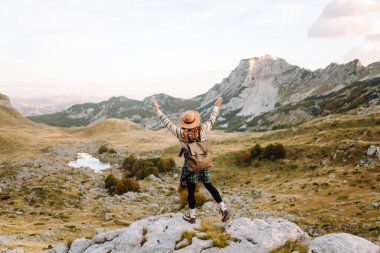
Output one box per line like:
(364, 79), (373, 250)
(251, 144), (262, 159)
(262, 143), (286, 160)
(98, 145), (109, 154)
(272, 143), (286, 159)
(235, 143), (286, 166)
(108, 148), (117, 154)
(122, 154), (137, 171)
(124, 156), (176, 179)
(105, 174), (118, 189)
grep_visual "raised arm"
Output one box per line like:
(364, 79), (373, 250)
(153, 99), (181, 138)
(201, 97), (222, 133)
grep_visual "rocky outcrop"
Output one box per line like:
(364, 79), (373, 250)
(42, 213), (379, 253)
(308, 233), (380, 253)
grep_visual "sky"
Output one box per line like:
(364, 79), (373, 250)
(1, 0), (380, 100)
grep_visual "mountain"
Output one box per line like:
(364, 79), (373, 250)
(28, 55), (380, 130)
(10, 95), (107, 116)
(246, 76), (380, 131)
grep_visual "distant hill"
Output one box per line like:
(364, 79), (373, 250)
(28, 55), (380, 131)
(10, 95), (107, 116)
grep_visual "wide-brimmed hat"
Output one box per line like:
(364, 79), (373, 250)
(178, 110), (201, 129)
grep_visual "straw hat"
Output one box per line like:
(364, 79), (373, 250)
(178, 110), (201, 129)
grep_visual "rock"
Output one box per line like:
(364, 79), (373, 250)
(175, 238), (189, 249)
(224, 218), (309, 252)
(95, 228), (106, 235)
(309, 233), (380, 253)
(289, 196), (296, 203)
(202, 201), (219, 215)
(68, 238), (92, 253)
(283, 214), (297, 221)
(49, 213), (380, 253)
(0, 249), (24, 253)
(321, 158), (329, 166)
(327, 173), (336, 179)
(42, 231), (54, 237)
(123, 191), (138, 200)
(147, 174), (159, 182)
(81, 213), (197, 253)
(252, 188), (264, 198)
(371, 202), (379, 208)
(0, 236), (16, 246)
(367, 145), (378, 156)
(104, 212), (112, 221)
(42, 244), (68, 253)
(175, 237), (213, 252)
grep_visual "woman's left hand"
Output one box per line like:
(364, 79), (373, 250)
(152, 99), (160, 111)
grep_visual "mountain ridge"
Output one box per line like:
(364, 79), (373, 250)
(27, 55), (380, 130)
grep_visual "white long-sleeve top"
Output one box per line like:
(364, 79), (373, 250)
(156, 106), (220, 144)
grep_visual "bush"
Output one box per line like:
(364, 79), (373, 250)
(251, 144), (262, 159)
(124, 156), (176, 179)
(108, 148), (117, 154)
(178, 185), (207, 208)
(240, 150), (252, 166)
(122, 154), (137, 171)
(105, 174), (140, 195)
(124, 178), (140, 192)
(114, 179), (128, 195)
(262, 143), (286, 160)
(235, 143), (286, 166)
(272, 143), (286, 159)
(98, 145), (109, 154)
(105, 174), (118, 190)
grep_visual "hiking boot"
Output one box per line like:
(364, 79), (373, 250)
(221, 209), (230, 222)
(183, 214), (196, 224)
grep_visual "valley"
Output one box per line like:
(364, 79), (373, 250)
(1, 91), (379, 252)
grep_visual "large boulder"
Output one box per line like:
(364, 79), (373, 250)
(308, 233), (380, 253)
(220, 217), (309, 252)
(49, 213), (379, 253)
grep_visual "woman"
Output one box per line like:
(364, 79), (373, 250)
(152, 97), (230, 224)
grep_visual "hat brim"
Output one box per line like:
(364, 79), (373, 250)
(178, 110), (201, 129)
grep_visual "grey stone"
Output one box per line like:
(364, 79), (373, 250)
(68, 238), (92, 253)
(309, 233), (380, 253)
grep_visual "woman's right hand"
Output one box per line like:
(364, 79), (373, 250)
(152, 99), (160, 112)
(215, 97), (223, 107)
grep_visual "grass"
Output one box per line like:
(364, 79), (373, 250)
(175, 230), (196, 250)
(1, 101), (380, 251)
(197, 218), (234, 248)
(269, 240), (308, 253)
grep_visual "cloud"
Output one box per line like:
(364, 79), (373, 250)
(308, 0), (380, 38)
(319, 0), (379, 18)
(308, 0), (380, 65)
(340, 40), (380, 64)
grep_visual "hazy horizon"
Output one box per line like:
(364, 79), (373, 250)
(1, 0), (380, 100)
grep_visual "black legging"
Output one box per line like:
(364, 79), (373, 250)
(186, 180), (223, 209)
